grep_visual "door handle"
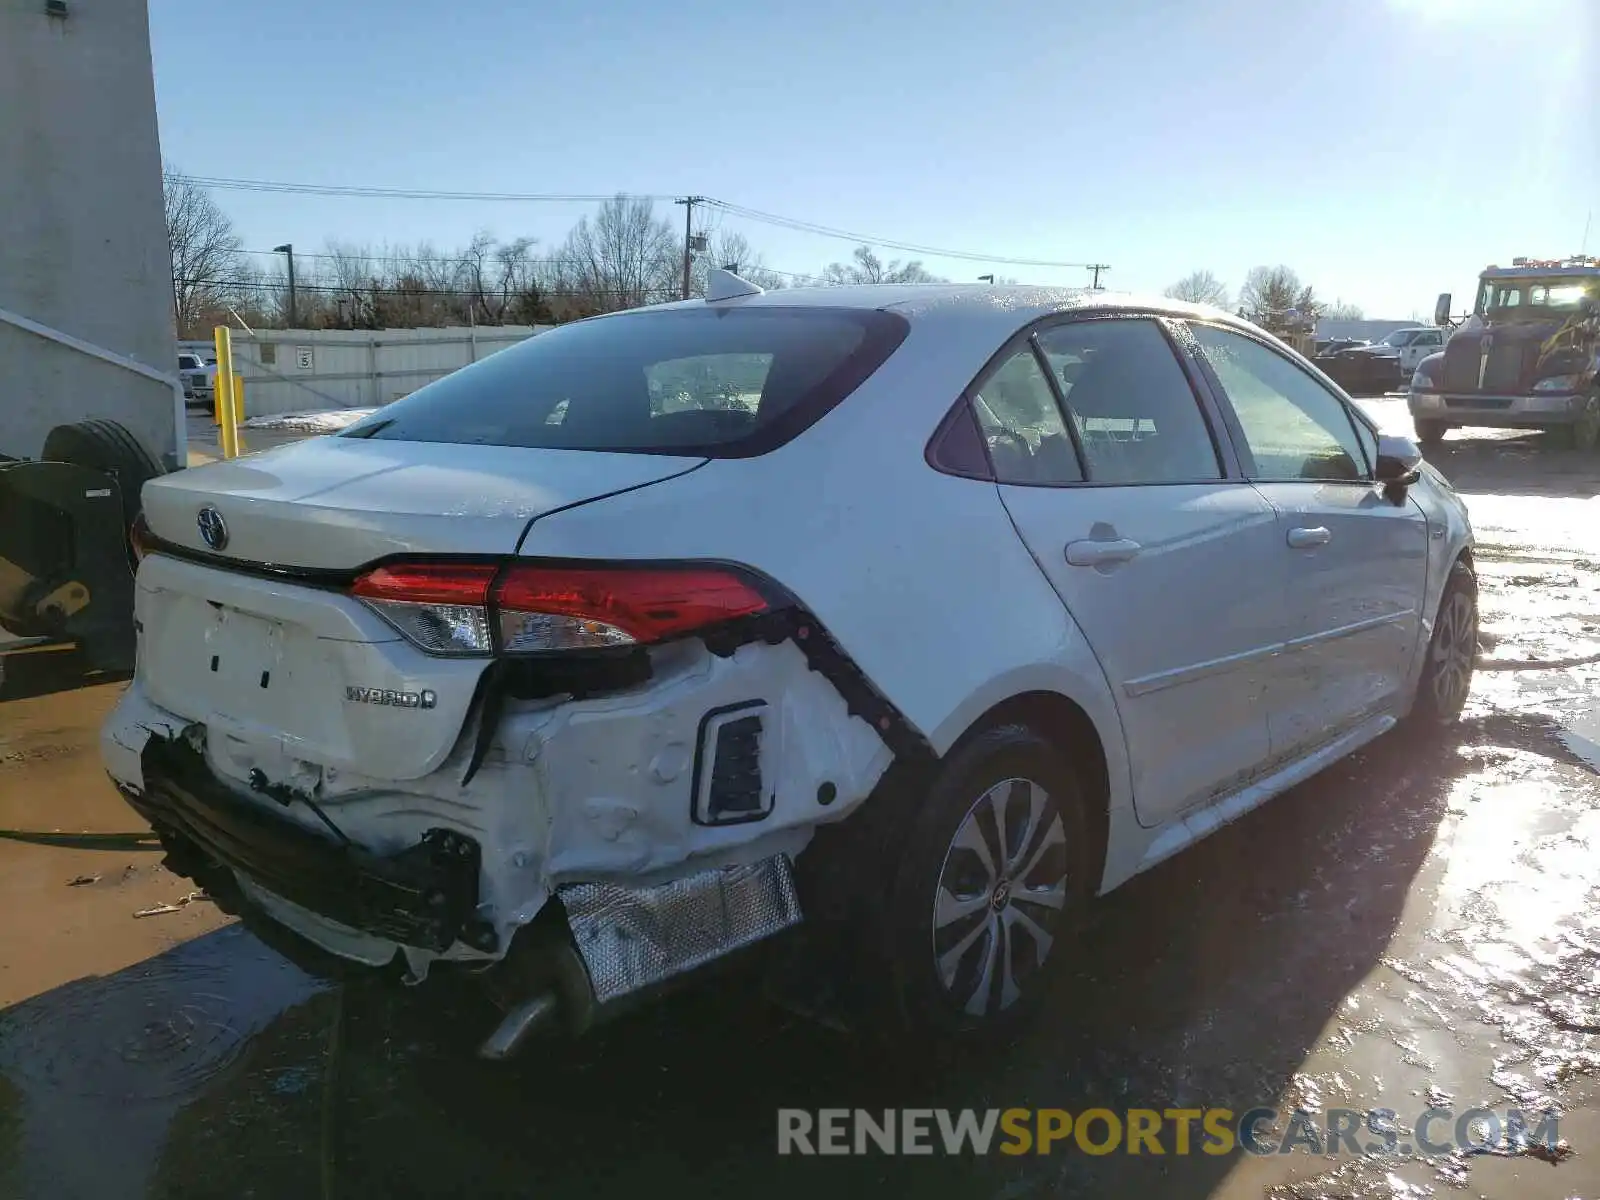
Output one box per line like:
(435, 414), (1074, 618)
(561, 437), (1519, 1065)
(1286, 525), (1332, 549)
(1065, 537), (1142, 568)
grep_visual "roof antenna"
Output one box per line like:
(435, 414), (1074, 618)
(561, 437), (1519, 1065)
(706, 268), (763, 303)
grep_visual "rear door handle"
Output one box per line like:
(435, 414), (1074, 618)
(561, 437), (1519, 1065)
(1286, 525), (1332, 549)
(1065, 537), (1142, 568)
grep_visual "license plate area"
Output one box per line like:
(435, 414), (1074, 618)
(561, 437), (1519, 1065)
(202, 606), (293, 721)
(143, 590), (342, 751)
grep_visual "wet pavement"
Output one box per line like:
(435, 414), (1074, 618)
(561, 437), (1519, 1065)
(2, 403), (1598, 1199)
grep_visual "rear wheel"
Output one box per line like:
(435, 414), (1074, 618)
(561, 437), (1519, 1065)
(1414, 418), (1449, 446)
(1410, 558), (1477, 728)
(877, 724), (1094, 1042)
(1551, 393), (1600, 452)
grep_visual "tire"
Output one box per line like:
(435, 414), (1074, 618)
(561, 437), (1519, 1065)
(1410, 558), (1478, 728)
(40, 419), (164, 534)
(1414, 418), (1449, 446)
(874, 724), (1095, 1043)
(1551, 392), (1600, 452)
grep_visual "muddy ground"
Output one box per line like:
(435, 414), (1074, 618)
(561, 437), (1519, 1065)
(2, 400), (1598, 1199)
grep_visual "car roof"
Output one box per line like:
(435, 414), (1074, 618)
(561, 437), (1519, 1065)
(643, 282), (1233, 334)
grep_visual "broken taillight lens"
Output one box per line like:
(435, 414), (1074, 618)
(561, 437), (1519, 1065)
(350, 560), (770, 657)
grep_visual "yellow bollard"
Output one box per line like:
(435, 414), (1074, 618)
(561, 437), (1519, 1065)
(212, 326), (240, 459)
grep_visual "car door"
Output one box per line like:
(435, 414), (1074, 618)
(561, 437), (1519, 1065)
(1399, 330), (1433, 373)
(977, 317), (1284, 828)
(1187, 323), (1429, 759)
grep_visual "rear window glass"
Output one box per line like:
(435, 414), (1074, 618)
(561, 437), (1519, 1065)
(341, 307), (908, 456)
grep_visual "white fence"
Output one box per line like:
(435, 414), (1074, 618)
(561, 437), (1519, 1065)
(224, 325), (548, 417)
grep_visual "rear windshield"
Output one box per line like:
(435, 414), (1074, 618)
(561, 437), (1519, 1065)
(341, 306), (908, 456)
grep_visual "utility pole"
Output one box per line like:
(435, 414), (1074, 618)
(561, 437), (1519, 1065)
(1087, 263), (1109, 289)
(676, 196), (705, 300)
(274, 243), (297, 327)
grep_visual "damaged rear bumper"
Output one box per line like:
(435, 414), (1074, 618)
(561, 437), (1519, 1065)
(121, 735), (496, 954)
(104, 663), (833, 1052)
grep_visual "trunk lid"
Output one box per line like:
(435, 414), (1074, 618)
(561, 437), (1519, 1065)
(141, 436), (706, 570)
(134, 438), (704, 778)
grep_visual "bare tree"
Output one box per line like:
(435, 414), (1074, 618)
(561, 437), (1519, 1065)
(1164, 269), (1230, 308)
(820, 245), (943, 286)
(686, 231), (788, 295)
(553, 195), (678, 313)
(1321, 299), (1364, 320)
(164, 164), (243, 337)
(1239, 265), (1321, 326)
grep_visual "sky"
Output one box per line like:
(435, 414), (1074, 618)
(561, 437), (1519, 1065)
(148, 0), (1598, 319)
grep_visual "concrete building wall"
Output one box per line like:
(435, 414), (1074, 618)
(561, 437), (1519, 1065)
(0, 0), (177, 464)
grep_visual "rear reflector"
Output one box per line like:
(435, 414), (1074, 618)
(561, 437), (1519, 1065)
(349, 559), (770, 657)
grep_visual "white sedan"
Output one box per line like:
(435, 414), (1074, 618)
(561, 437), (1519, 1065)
(104, 276), (1477, 1055)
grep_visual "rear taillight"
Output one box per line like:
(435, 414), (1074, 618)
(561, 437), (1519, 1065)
(350, 560), (770, 657)
(352, 561), (498, 655)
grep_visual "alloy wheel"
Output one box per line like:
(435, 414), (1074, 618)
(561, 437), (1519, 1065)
(930, 777), (1069, 1017)
(1430, 589), (1477, 715)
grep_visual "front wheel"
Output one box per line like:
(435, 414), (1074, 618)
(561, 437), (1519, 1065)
(1414, 418), (1449, 446)
(1410, 558), (1478, 728)
(1550, 393), (1600, 452)
(877, 725), (1094, 1042)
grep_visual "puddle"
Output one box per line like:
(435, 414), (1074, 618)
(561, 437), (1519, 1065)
(0, 926), (317, 1197)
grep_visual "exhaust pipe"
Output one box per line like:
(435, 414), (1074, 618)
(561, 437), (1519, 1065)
(476, 931), (596, 1060)
(479, 991), (561, 1060)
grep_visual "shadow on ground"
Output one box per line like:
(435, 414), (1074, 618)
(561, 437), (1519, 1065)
(0, 648), (129, 704)
(4, 711), (1535, 1199)
(1423, 435), (1600, 500)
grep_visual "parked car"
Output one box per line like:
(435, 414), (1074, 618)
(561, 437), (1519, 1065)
(177, 352), (216, 405)
(1315, 328), (1445, 395)
(105, 282), (1477, 1055)
(1351, 326), (1448, 374)
(1314, 337), (1367, 357)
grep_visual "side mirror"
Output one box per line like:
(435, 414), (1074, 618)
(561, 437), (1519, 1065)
(1375, 434), (1423, 499)
(1433, 293), (1452, 327)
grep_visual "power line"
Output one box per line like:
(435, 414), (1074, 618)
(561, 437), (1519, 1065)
(167, 174), (674, 204)
(235, 248), (824, 282)
(704, 199), (1097, 269)
(167, 172), (1097, 271)
(178, 276), (680, 300)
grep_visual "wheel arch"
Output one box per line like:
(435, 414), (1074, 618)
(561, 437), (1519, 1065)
(942, 689), (1113, 890)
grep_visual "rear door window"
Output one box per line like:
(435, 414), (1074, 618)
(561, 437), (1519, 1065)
(1035, 320), (1222, 484)
(969, 347), (1082, 484)
(342, 307), (908, 457)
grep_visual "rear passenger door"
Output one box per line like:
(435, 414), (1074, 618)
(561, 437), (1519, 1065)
(982, 317), (1285, 828)
(1187, 323), (1428, 759)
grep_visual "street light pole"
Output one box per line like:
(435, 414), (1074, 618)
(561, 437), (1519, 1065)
(273, 243), (296, 327)
(977, 274), (995, 284)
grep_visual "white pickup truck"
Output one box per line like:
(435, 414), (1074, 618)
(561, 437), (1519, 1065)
(177, 352), (216, 404)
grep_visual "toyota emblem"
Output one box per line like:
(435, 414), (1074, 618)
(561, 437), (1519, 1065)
(197, 506), (228, 551)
